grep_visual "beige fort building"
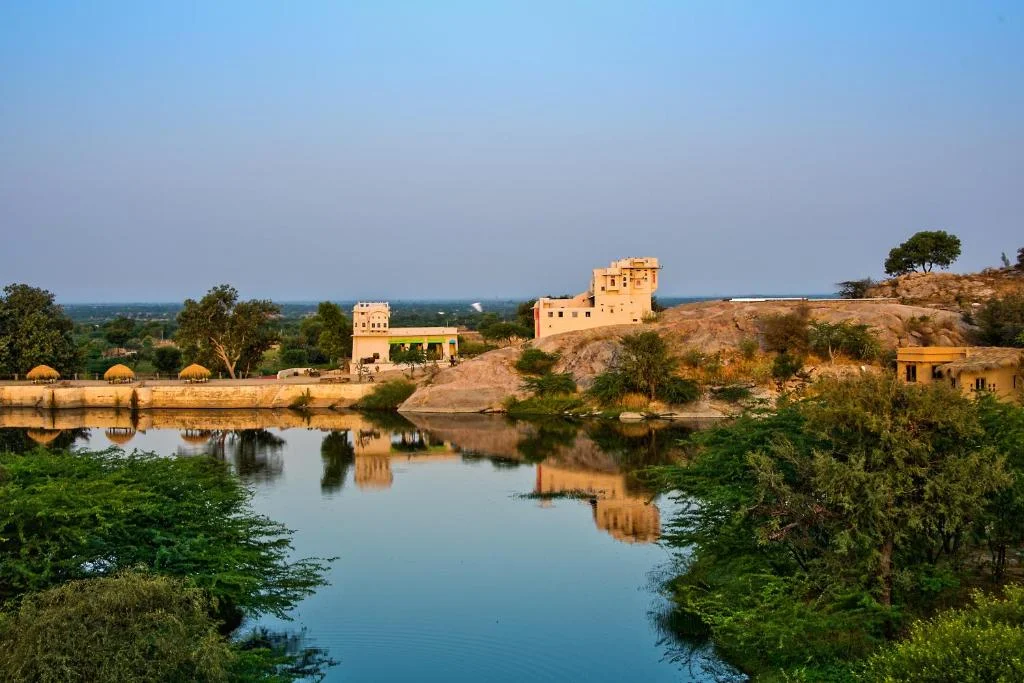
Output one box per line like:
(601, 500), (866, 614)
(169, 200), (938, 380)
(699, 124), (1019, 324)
(533, 257), (660, 339)
(350, 302), (459, 374)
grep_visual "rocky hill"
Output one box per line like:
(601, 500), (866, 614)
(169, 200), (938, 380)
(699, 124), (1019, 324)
(865, 269), (1024, 311)
(400, 299), (973, 413)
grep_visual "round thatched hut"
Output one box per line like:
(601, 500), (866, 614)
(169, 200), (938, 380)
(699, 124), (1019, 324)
(103, 364), (136, 384)
(178, 363), (212, 383)
(26, 365), (60, 384)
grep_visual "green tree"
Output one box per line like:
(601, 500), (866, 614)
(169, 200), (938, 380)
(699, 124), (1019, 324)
(175, 285), (280, 379)
(313, 301), (352, 364)
(884, 230), (962, 276)
(1017, 247), (1024, 270)
(0, 450), (329, 622)
(975, 294), (1024, 347)
(837, 278), (875, 299)
(481, 321), (530, 343)
(103, 316), (137, 347)
(808, 320), (880, 362)
(391, 346), (426, 377)
(515, 299), (537, 338)
(760, 306), (810, 354)
(617, 331), (677, 401)
(0, 284), (79, 376)
(521, 372), (576, 397)
(152, 346), (182, 375)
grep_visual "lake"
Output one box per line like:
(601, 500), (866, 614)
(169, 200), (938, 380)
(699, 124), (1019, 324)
(0, 409), (732, 682)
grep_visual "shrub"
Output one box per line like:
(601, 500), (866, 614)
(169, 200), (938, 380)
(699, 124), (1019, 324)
(505, 395), (586, 416)
(660, 377), (701, 405)
(588, 370), (629, 406)
(760, 307), (810, 354)
(356, 380), (416, 410)
(771, 352), (803, 383)
(681, 348), (706, 368)
(863, 587), (1024, 682)
(738, 337), (760, 360)
(522, 372), (576, 397)
(711, 385), (752, 403)
(808, 321), (880, 362)
(514, 347), (559, 375)
(619, 392), (650, 410)
(279, 348), (308, 368)
(1018, 247), (1024, 270)
(0, 571), (235, 682)
(975, 294), (1024, 347)
(152, 346), (182, 375)
(837, 278), (875, 299)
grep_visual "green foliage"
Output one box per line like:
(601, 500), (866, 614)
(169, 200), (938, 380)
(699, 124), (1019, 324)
(522, 372), (576, 397)
(356, 379), (416, 410)
(884, 230), (962, 276)
(863, 587), (1024, 683)
(648, 374), (1012, 679)
(587, 331), (697, 406)
(738, 337), (759, 360)
(1018, 247), (1024, 270)
(390, 346), (426, 376)
(480, 321), (531, 343)
(651, 295), (667, 313)
(280, 348), (308, 367)
(975, 294), (1024, 347)
(837, 278), (875, 299)
(760, 306), (810, 354)
(514, 347), (559, 375)
(102, 316), (137, 348)
(313, 301), (352, 364)
(711, 384), (752, 403)
(152, 345), (182, 374)
(0, 450), (329, 620)
(771, 352), (803, 383)
(808, 320), (880, 361)
(515, 299), (537, 338)
(681, 348), (706, 368)
(0, 283), (80, 376)
(176, 285), (280, 379)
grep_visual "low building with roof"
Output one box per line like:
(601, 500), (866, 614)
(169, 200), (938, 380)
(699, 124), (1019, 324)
(896, 346), (1023, 401)
(350, 302), (459, 375)
(533, 257), (660, 339)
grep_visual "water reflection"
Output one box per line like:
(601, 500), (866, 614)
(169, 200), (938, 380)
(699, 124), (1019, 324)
(0, 408), (694, 547)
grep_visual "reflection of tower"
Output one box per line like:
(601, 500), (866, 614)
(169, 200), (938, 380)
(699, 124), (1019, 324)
(535, 464), (660, 543)
(355, 456), (393, 489)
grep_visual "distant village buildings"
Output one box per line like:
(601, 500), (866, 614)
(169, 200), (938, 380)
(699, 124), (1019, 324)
(897, 346), (1023, 401)
(533, 257), (660, 339)
(350, 302), (458, 374)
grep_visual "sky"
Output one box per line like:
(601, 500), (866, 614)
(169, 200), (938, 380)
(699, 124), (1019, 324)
(1, 1), (1021, 302)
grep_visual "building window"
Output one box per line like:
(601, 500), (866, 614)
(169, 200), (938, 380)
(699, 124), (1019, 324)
(558, 311), (563, 318)
(572, 312), (578, 318)
(905, 365), (917, 383)
(931, 365), (944, 380)
(548, 312), (553, 318)
(585, 312), (591, 317)
(975, 377), (987, 392)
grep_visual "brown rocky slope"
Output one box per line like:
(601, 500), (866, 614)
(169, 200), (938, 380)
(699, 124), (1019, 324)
(400, 299), (973, 413)
(865, 269), (1024, 312)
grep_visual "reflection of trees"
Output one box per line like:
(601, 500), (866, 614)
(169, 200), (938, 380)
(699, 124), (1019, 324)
(390, 430), (429, 452)
(584, 421), (693, 495)
(203, 429), (286, 483)
(359, 411), (415, 432)
(236, 627), (336, 680)
(320, 430), (354, 493)
(514, 418), (579, 463)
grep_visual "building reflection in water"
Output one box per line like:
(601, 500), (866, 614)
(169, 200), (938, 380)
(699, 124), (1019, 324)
(0, 408), (685, 545)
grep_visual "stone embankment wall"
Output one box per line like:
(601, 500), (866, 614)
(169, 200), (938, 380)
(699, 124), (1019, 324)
(0, 382), (372, 411)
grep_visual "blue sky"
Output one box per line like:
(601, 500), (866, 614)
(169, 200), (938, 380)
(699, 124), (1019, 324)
(1, 1), (1021, 301)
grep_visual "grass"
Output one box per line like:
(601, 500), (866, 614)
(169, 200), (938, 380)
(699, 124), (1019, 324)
(355, 380), (416, 411)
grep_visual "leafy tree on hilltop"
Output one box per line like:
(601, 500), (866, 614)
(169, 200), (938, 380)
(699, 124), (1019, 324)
(975, 294), (1024, 347)
(1017, 247), (1024, 270)
(884, 230), (962, 276)
(176, 285), (280, 379)
(0, 283), (79, 376)
(837, 278), (875, 299)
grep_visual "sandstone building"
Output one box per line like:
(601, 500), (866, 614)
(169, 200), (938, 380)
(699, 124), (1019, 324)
(350, 302), (459, 373)
(896, 346), (1023, 402)
(533, 257), (660, 339)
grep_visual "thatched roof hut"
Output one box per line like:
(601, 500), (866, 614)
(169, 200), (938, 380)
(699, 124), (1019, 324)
(26, 365), (60, 382)
(105, 428), (136, 445)
(941, 348), (1024, 373)
(26, 428), (62, 445)
(103, 364), (136, 383)
(178, 364), (212, 381)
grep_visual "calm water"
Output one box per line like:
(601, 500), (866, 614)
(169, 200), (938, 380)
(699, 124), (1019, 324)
(1, 409), (731, 682)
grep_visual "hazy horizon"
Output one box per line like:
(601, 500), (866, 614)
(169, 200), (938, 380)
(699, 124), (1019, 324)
(2, 2), (1021, 302)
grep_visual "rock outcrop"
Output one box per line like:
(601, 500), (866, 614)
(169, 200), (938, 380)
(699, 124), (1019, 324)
(398, 346), (526, 413)
(866, 269), (1024, 311)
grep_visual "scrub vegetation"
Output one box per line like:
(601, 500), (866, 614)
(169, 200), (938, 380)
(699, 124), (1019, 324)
(647, 374), (1024, 681)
